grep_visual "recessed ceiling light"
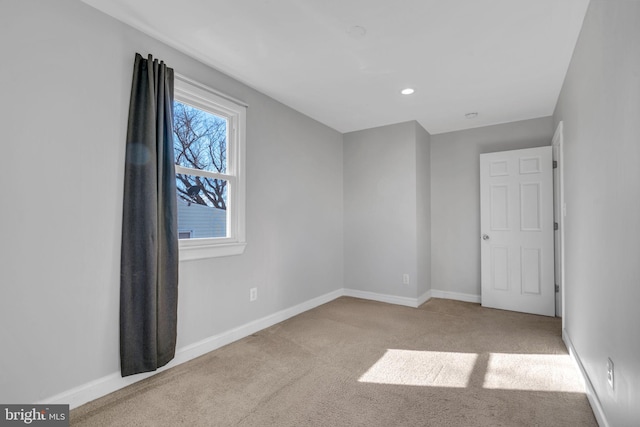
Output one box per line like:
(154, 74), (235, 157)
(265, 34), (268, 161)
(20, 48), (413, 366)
(401, 88), (415, 95)
(465, 112), (478, 119)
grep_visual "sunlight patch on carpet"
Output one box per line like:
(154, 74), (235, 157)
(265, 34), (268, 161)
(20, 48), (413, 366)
(482, 353), (584, 392)
(358, 349), (477, 387)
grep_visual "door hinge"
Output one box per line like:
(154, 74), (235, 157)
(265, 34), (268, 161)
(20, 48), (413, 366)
(553, 160), (558, 169)
(554, 222), (559, 230)
(555, 284), (560, 293)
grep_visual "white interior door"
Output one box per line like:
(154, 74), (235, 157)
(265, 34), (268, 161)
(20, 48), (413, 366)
(480, 146), (555, 316)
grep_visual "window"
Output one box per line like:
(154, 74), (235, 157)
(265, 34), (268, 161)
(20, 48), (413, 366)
(173, 75), (246, 260)
(178, 231), (193, 239)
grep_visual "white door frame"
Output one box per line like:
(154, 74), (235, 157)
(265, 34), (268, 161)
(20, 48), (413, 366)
(552, 121), (566, 324)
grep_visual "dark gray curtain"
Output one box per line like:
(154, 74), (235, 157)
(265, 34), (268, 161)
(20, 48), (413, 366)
(120, 53), (178, 377)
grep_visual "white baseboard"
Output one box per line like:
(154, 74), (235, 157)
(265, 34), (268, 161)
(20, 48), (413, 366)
(430, 289), (481, 303)
(563, 329), (609, 427)
(42, 288), (343, 410)
(343, 288), (423, 308)
(417, 290), (432, 307)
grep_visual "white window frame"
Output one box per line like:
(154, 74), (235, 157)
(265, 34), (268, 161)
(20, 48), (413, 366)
(174, 74), (247, 260)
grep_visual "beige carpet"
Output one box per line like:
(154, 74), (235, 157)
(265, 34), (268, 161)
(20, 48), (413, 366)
(71, 297), (597, 426)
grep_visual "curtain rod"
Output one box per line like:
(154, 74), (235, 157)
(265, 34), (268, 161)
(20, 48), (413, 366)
(174, 73), (249, 108)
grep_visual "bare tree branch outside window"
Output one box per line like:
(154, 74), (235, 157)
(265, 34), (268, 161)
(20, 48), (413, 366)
(173, 101), (227, 210)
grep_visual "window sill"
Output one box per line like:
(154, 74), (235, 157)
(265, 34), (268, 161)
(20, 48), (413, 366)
(179, 241), (246, 261)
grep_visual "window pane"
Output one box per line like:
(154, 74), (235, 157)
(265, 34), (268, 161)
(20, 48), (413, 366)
(173, 101), (227, 174)
(176, 173), (227, 239)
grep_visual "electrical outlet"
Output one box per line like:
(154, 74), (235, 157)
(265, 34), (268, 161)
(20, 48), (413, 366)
(606, 358), (614, 389)
(402, 274), (410, 285)
(249, 287), (258, 302)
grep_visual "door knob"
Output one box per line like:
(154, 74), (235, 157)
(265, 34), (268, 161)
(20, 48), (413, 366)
(482, 234), (490, 240)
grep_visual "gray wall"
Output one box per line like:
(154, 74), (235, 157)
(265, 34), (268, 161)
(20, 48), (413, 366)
(553, 0), (640, 425)
(416, 124), (432, 297)
(430, 117), (553, 297)
(344, 122), (430, 300)
(0, 0), (343, 404)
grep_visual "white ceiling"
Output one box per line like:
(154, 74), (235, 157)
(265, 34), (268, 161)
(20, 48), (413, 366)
(82, 0), (590, 134)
